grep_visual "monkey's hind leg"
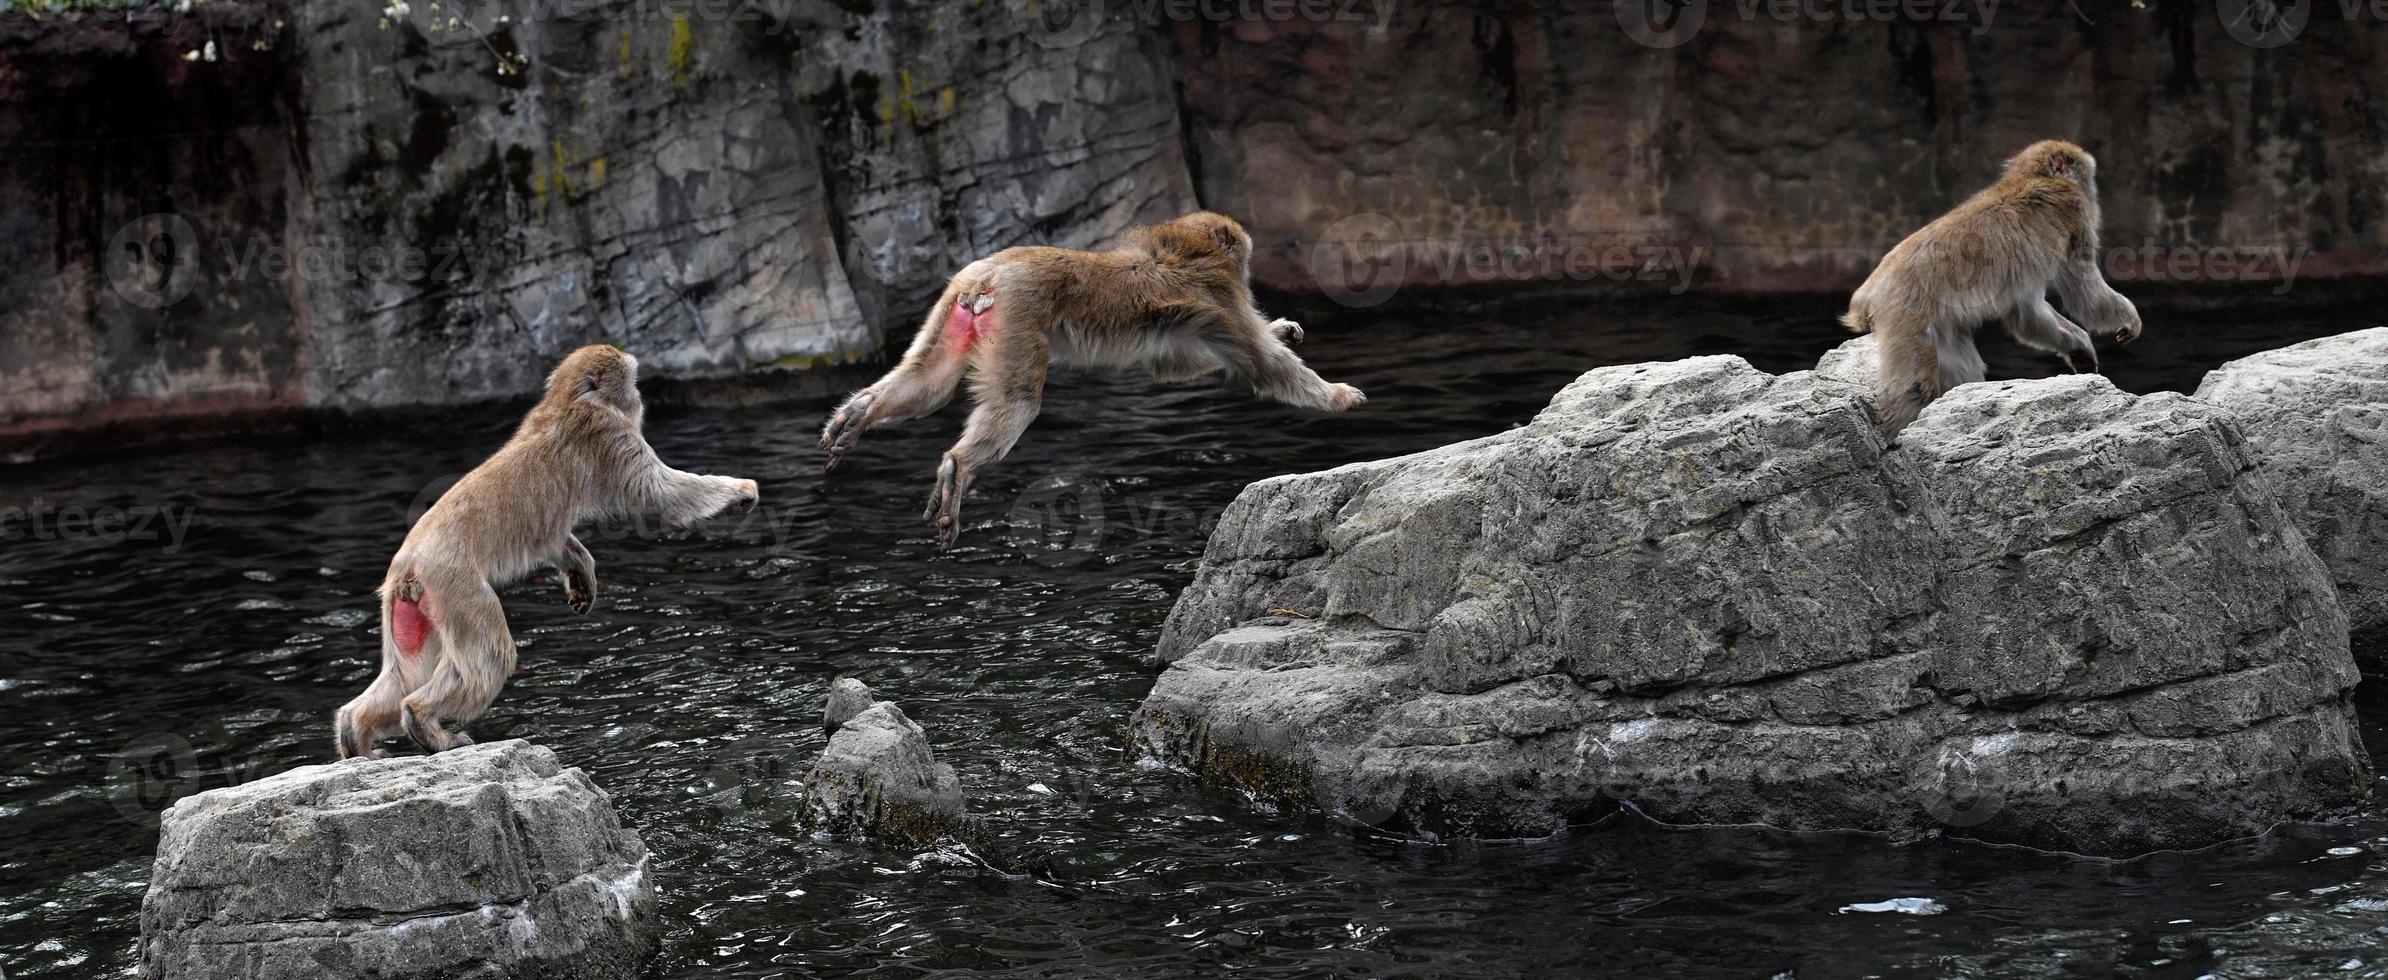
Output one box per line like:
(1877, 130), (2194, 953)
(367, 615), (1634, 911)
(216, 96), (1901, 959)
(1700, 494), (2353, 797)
(2001, 298), (2099, 374)
(926, 330), (1050, 551)
(399, 585), (515, 753)
(336, 588), (434, 759)
(823, 284), (980, 470)
(335, 669), (411, 760)
(1873, 315), (1955, 439)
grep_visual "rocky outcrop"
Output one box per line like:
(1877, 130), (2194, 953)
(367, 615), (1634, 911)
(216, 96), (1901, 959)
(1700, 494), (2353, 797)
(1132, 356), (2366, 855)
(798, 700), (970, 848)
(140, 740), (655, 980)
(2194, 328), (2388, 648)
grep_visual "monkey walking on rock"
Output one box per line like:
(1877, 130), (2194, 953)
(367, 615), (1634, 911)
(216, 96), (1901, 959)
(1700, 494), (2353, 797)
(1842, 139), (2144, 436)
(334, 345), (759, 759)
(821, 211), (1367, 549)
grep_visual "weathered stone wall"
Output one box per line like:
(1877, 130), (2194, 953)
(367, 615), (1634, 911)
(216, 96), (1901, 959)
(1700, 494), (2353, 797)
(1178, 0), (2388, 296)
(2, 0), (2380, 452)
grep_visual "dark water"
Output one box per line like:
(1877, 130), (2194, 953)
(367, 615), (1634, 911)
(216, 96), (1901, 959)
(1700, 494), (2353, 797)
(4, 297), (2386, 979)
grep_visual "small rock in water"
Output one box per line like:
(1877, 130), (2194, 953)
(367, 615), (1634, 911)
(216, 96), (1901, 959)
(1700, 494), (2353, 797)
(798, 701), (971, 848)
(1837, 897), (1946, 916)
(824, 677), (875, 731)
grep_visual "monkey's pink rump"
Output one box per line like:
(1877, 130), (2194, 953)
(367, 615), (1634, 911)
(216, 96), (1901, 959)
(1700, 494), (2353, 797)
(948, 299), (992, 354)
(391, 595), (431, 658)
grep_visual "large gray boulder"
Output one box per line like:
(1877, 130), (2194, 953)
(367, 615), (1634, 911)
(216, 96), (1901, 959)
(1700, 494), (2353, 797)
(140, 741), (655, 979)
(798, 702), (970, 848)
(1133, 356), (2365, 855)
(2195, 328), (2388, 646)
(1813, 333), (1877, 387)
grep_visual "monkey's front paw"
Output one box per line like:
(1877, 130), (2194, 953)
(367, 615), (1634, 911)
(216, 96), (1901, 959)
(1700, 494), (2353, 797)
(1268, 318), (1305, 347)
(2114, 320), (2142, 345)
(733, 478), (760, 510)
(2061, 350), (2099, 375)
(822, 393), (876, 470)
(567, 587), (593, 615)
(1327, 383), (1367, 412)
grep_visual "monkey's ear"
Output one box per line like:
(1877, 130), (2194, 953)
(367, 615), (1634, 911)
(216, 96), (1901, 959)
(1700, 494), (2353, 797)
(574, 364), (606, 401)
(2045, 154), (2073, 180)
(1212, 224), (1241, 255)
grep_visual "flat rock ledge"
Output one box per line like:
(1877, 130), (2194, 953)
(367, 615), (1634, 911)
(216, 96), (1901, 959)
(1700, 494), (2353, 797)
(1130, 355), (2367, 855)
(2194, 328), (2388, 648)
(798, 701), (971, 848)
(140, 740), (655, 980)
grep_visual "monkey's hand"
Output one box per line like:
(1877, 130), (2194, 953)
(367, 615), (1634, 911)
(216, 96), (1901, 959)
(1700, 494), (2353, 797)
(1268, 318), (1304, 348)
(2060, 349), (2099, 375)
(822, 391), (876, 471)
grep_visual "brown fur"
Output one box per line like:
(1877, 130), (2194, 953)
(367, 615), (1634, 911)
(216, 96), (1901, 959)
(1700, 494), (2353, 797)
(821, 211), (1363, 549)
(333, 345), (758, 758)
(1842, 139), (2143, 436)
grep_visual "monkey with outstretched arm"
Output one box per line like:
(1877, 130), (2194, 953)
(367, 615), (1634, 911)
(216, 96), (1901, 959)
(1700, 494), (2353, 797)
(334, 345), (758, 758)
(821, 211), (1365, 549)
(1842, 139), (2143, 436)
